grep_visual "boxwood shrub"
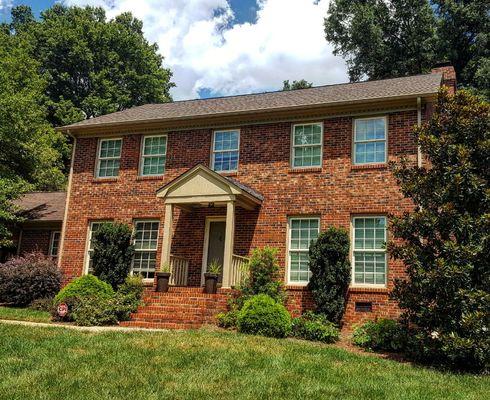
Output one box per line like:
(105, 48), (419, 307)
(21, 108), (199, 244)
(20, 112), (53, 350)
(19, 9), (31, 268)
(54, 275), (114, 305)
(291, 311), (339, 343)
(237, 294), (291, 338)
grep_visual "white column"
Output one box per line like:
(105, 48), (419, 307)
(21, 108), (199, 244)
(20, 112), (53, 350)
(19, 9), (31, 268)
(160, 203), (173, 269)
(222, 201), (235, 288)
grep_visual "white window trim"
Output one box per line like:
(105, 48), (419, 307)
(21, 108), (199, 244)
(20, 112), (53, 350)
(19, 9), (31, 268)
(83, 220), (112, 275)
(350, 215), (388, 288)
(286, 216), (320, 286)
(131, 219), (160, 282)
(290, 122), (324, 169)
(95, 137), (123, 178)
(49, 231), (61, 257)
(139, 134), (167, 177)
(210, 129), (240, 173)
(352, 116), (388, 165)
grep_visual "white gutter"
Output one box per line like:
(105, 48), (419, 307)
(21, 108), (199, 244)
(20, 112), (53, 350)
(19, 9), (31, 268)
(417, 97), (422, 168)
(57, 133), (76, 269)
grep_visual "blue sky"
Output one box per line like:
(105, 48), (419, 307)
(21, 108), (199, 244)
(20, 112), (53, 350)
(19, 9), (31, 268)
(1, 1), (346, 100)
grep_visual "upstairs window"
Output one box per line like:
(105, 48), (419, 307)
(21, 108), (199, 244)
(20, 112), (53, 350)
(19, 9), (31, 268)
(287, 217), (320, 284)
(212, 130), (239, 172)
(49, 231), (61, 258)
(352, 216), (387, 286)
(96, 138), (122, 178)
(132, 220), (159, 280)
(353, 117), (387, 164)
(140, 135), (167, 176)
(292, 123), (322, 168)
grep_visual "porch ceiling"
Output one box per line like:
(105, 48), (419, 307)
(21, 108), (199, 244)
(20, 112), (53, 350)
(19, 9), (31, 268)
(156, 164), (263, 210)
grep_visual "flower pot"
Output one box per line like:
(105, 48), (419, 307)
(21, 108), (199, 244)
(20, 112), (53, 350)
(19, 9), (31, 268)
(156, 272), (171, 292)
(204, 272), (219, 294)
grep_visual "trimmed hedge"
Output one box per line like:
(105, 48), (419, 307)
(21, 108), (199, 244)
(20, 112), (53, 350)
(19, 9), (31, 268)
(0, 252), (61, 306)
(237, 294), (291, 338)
(54, 275), (114, 305)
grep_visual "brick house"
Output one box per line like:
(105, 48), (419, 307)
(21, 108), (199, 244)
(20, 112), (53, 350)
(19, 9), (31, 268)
(0, 192), (66, 263)
(56, 66), (456, 329)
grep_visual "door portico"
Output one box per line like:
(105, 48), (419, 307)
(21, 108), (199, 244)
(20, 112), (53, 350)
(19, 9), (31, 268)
(156, 164), (262, 288)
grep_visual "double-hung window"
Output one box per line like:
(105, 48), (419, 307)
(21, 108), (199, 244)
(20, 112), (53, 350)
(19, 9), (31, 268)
(132, 220), (159, 280)
(96, 138), (122, 178)
(212, 130), (239, 172)
(288, 217), (320, 284)
(353, 117), (387, 164)
(292, 123), (322, 168)
(352, 216), (387, 286)
(140, 135), (167, 176)
(85, 221), (111, 274)
(49, 231), (61, 258)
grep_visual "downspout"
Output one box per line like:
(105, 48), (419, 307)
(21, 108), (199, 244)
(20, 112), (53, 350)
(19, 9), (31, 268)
(417, 97), (422, 168)
(57, 132), (76, 270)
(16, 229), (23, 256)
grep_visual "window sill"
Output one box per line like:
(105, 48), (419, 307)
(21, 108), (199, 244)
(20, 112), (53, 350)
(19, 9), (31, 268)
(218, 171), (238, 177)
(92, 177), (119, 183)
(288, 167), (323, 174)
(350, 163), (387, 171)
(136, 175), (164, 181)
(349, 286), (389, 294)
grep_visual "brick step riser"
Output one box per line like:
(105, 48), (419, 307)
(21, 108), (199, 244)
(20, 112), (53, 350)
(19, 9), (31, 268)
(120, 321), (205, 329)
(131, 311), (221, 319)
(137, 305), (228, 312)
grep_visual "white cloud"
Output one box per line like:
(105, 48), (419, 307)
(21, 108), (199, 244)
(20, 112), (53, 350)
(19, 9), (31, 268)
(0, 0), (13, 12)
(62, 0), (347, 99)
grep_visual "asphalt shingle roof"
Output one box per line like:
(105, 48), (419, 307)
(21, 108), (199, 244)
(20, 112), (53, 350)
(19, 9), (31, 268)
(62, 73), (442, 130)
(15, 192), (66, 222)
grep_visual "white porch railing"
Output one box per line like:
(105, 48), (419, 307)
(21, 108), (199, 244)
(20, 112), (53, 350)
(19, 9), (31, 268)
(169, 255), (189, 286)
(229, 254), (249, 288)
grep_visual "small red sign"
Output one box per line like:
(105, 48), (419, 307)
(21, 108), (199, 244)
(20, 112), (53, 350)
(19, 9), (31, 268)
(57, 303), (68, 317)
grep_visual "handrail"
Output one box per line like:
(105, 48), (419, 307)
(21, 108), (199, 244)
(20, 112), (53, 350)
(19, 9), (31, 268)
(169, 254), (189, 286)
(230, 254), (249, 288)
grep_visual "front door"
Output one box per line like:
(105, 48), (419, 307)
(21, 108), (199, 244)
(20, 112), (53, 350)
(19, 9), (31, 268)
(206, 220), (226, 283)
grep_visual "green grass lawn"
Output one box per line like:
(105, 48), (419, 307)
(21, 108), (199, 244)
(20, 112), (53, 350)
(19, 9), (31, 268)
(0, 306), (51, 323)
(0, 324), (487, 400)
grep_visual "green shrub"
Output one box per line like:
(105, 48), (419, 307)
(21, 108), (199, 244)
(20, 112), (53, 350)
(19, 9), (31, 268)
(92, 222), (135, 289)
(291, 311), (340, 343)
(54, 275), (114, 304)
(71, 296), (119, 326)
(308, 227), (350, 325)
(239, 247), (285, 306)
(29, 297), (54, 312)
(216, 310), (238, 329)
(0, 252), (61, 306)
(111, 275), (144, 321)
(352, 319), (407, 352)
(237, 294), (291, 338)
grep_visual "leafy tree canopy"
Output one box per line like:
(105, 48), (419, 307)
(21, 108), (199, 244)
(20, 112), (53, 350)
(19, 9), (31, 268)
(6, 4), (174, 126)
(0, 31), (66, 246)
(324, 0), (489, 96)
(282, 79), (313, 90)
(390, 89), (489, 371)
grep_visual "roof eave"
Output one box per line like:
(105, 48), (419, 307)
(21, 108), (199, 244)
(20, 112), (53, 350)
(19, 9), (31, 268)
(58, 91), (439, 134)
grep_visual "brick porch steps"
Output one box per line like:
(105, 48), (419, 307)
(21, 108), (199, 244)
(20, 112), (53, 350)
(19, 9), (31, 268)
(119, 286), (232, 330)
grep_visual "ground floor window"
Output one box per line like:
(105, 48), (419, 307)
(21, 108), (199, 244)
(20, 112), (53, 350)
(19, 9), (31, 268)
(49, 231), (61, 258)
(287, 217), (320, 284)
(132, 220), (159, 280)
(352, 216), (387, 286)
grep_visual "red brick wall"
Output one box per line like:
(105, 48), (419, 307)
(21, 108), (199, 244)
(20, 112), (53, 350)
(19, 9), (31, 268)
(60, 110), (420, 327)
(19, 230), (52, 255)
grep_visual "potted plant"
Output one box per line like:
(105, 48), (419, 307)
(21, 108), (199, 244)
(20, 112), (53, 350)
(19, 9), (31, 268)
(204, 259), (221, 294)
(156, 262), (171, 293)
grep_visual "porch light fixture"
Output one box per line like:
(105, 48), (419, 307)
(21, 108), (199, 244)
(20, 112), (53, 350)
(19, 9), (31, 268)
(208, 202), (215, 208)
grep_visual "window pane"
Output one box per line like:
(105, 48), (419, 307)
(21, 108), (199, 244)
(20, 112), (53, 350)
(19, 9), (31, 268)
(213, 131), (239, 172)
(289, 251), (310, 283)
(132, 221), (159, 279)
(289, 218), (320, 283)
(354, 118), (386, 164)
